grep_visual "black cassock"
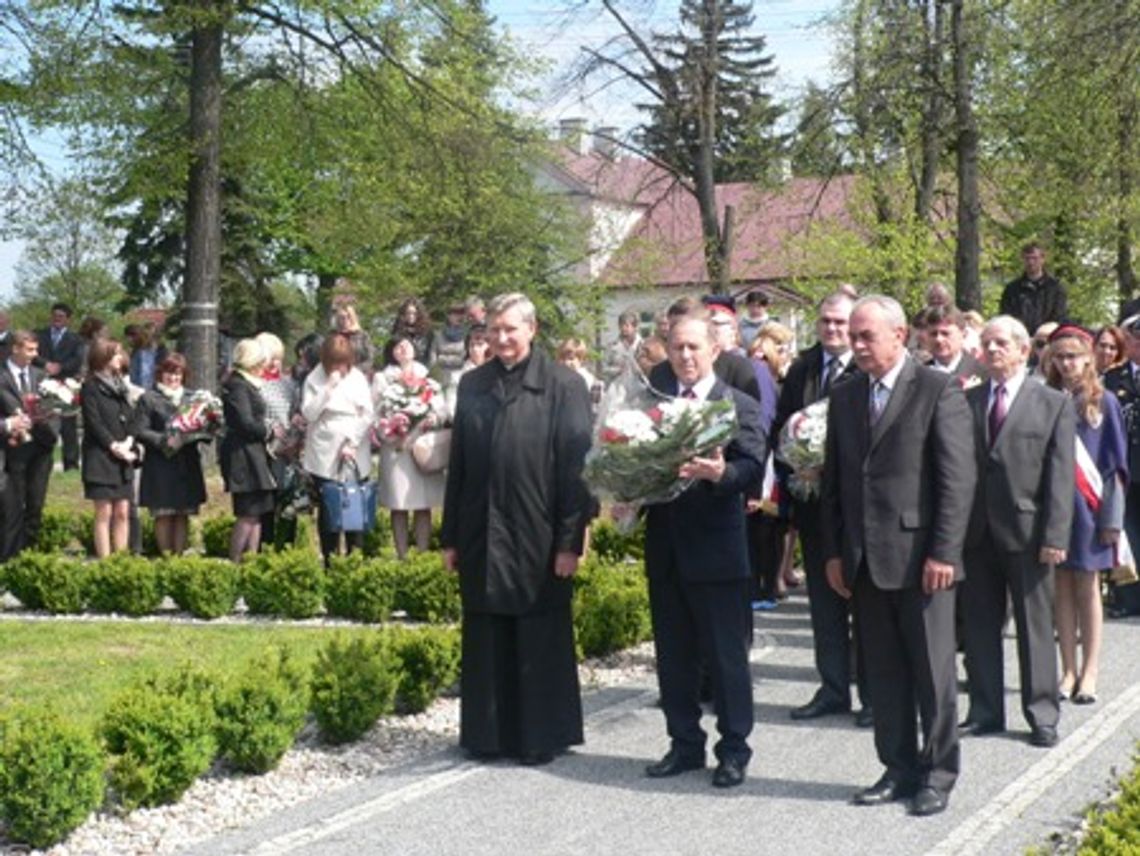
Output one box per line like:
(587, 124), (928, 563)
(442, 352), (594, 757)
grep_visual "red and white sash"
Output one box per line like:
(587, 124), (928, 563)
(1074, 436), (1134, 570)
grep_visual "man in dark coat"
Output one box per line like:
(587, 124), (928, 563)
(35, 302), (84, 470)
(999, 242), (1068, 335)
(441, 292), (594, 766)
(0, 330), (60, 558)
(772, 291), (870, 726)
(643, 314), (766, 789)
(1103, 315), (1140, 617)
(821, 295), (975, 817)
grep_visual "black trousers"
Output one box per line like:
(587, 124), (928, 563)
(962, 539), (1059, 730)
(60, 414), (79, 470)
(4, 447), (53, 558)
(460, 607), (583, 757)
(748, 512), (785, 601)
(856, 571), (959, 793)
(798, 506), (871, 709)
(1114, 483), (1140, 614)
(648, 564), (753, 765)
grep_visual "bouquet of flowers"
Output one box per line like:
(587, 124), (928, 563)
(165, 390), (224, 453)
(31, 377), (82, 419)
(373, 369), (442, 445)
(775, 399), (829, 500)
(584, 371), (738, 523)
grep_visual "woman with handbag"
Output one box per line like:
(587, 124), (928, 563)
(373, 333), (446, 558)
(301, 333), (375, 560)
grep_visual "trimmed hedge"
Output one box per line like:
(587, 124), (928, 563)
(241, 547), (325, 619)
(392, 550), (461, 623)
(573, 558), (652, 659)
(311, 634), (399, 744)
(214, 648), (309, 774)
(201, 514), (236, 559)
(589, 518), (646, 563)
(86, 553), (164, 616)
(390, 626), (461, 714)
(161, 555), (240, 619)
(2, 552), (86, 613)
(325, 552), (397, 623)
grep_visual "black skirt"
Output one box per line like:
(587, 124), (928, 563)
(232, 489), (275, 518)
(84, 481), (133, 501)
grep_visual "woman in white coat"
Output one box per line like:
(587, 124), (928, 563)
(301, 332), (375, 560)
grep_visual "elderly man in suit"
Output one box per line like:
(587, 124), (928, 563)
(649, 296), (761, 401)
(821, 295), (975, 817)
(36, 302), (84, 470)
(960, 315), (1075, 748)
(643, 313), (766, 789)
(773, 291), (872, 726)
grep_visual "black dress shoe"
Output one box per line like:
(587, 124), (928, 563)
(712, 758), (747, 788)
(910, 786), (949, 817)
(1029, 725), (1059, 747)
(854, 707), (874, 728)
(645, 749), (705, 778)
(519, 750), (555, 766)
(790, 695), (850, 721)
(852, 774), (918, 806)
(958, 719), (1003, 737)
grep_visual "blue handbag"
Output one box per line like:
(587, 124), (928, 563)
(319, 460), (378, 533)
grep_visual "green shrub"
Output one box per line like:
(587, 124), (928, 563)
(34, 509), (81, 553)
(201, 514), (236, 558)
(392, 551), (461, 623)
(573, 559), (651, 659)
(75, 511), (95, 556)
(1077, 752), (1140, 854)
(214, 648), (309, 774)
(310, 635), (398, 744)
(241, 548), (325, 619)
(0, 709), (105, 849)
(86, 553), (163, 616)
(101, 666), (218, 809)
(589, 518), (645, 563)
(325, 553), (397, 623)
(161, 556), (240, 619)
(391, 627), (461, 714)
(362, 511), (393, 555)
(2, 552), (86, 613)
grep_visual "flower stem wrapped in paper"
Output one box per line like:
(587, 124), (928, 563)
(583, 370), (738, 530)
(775, 399), (828, 501)
(165, 390), (224, 454)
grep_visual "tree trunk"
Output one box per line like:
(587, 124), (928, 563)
(951, 0), (981, 311)
(851, 0), (893, 226)
(916, 0), (944, 224)
(181, 3), (225, 393)
(696, 0), (726, 287)
(1115, 62), (1138, 300)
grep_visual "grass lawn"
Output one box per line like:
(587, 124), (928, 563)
(0, 619), (376, 730)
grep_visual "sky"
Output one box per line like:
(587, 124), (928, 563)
(0, 0), (841, 300)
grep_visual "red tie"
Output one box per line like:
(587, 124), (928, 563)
(989, 384), (1007, 447)
(681, 387), (696, 399)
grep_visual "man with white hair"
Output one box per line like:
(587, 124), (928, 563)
(820, 295), (975, 817)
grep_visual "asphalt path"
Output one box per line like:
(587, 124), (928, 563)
(186, 595), (1140, 856)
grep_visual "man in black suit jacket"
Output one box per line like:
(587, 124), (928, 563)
(772, 291), (870, 725)
(0, 330), (60, 558)
(961, 316), (1074, 748)
(36, 302), (83, 470)
(820, 295), (975, 817)
(1103, 317), (1140, 617)
(643, 315), (766, 789)
(924, 304), (986, 383)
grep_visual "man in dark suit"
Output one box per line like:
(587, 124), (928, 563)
(820, 295), (975, 817)
(772, 291), (871, 726)
(924, 304), (986, 383)
(1103, 315), (1140, 617)
(0, 330), (60, 558)
(36, 302), (83, 470)
(643, 314), (766, 789)
(961, 315), (1074, 748)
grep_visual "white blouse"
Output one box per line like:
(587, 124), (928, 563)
(300, 365), (374, 480)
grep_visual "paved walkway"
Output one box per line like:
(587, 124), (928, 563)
(186, 595), (1140, 856)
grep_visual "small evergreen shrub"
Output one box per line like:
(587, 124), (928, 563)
(362, 511), (393, 555)
(161, 556), (240, 619)
(392, 551), (461, 623)
(310, 635), (398, 744)
(391, 627), (461, 714)
(589, 518), (645, 563)
(2, 552), (86, 613)
(78, 513), (158, 557)
(201, 514), (236, 558)
(573, 559), (651, 659)
(241, 548), (325, 619)
(325, 553), (397, 623)
(100, 666), (218, 809)
(85, 553), (163, 616)
(0, 709), (105, 849)
(34, 509), (81, 553)
(214, 648), (309, 774)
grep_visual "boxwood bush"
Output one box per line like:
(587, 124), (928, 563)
(34, 509), (82, 553)
(392, 551), (461, 623)
(86, 552), (163, 616)
(161, 556), (240, 619)
(325, 553), (397, 624)
(2, 552), (86, 613)
(589, 518), (645, 563)
(201, 514), (236, 559)
(101, 666), (218, 809)
(77, 512), (158, 557)
(573, 559), (652, 659)
(0, 709), (105, 849)
(214, 647), (309, 774)
(241, 547), (325, 619)
(390, 626), (461, 714)
(310, 635), (399, 744)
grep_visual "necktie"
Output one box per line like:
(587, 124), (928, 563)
(680, 387), (697, 400)
(18, 369), (28, 395)
(989, 383), (1007, 447)
(869, 380), (887, 425)
(821, 356), (839, 396)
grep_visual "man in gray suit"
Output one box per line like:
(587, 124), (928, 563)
(960, 315), (1075, 748)
(821, 295), (975, 817)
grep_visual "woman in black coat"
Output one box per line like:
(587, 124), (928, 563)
(81, 338), (139, 557)
(441, 293), (594, 765)
(132, 352), (208, 555)
(221, 338), (279, 561)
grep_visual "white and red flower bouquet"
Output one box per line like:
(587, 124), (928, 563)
(165, 390), (224, 453)
(30, 377), (82, 419)
(775, 399), (828, 500)
(372, 369), (442, 447)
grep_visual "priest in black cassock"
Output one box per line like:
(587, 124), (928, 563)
(441, 292), (595, 766)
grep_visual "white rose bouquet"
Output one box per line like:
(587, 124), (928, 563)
(33, 377), (82, 419)
(776, 399), (829, 500)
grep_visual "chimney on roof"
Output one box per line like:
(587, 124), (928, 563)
(558, 117), (589, 155)
(593, 126), (619, 159)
